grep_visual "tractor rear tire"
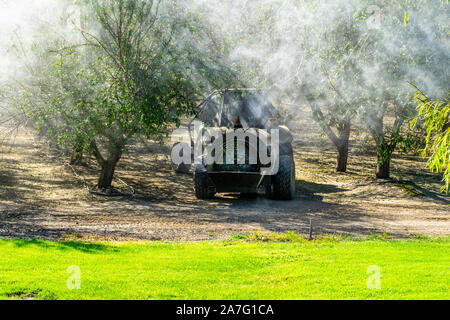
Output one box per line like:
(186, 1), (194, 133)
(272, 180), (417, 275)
(194, 170), (216, 199)
(272, 155), (296, 200)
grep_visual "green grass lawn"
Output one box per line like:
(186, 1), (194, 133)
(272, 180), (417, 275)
(0, 236), (449, 300)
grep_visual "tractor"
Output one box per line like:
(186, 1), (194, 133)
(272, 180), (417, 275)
(171, 89), (295, 200)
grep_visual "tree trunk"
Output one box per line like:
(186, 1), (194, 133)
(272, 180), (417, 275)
(335, 122), (351, 172)
(376, 160), (390, 179)
(97, 158), (120, 189)
(336, 143), (349, 172)
(94, 141), (122, 190)
(376, 144), (391, 179)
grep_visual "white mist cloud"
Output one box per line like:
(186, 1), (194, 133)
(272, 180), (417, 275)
(0, 0), (447, 111)
(0, 0), (74, 84)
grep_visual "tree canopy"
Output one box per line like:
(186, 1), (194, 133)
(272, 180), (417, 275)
(412, 91), (450, 193)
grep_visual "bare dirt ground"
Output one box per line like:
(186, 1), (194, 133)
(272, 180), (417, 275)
(0, 124), (449, 241)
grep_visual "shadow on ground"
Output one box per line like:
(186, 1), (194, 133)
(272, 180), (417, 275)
(7, 238), (116, 253)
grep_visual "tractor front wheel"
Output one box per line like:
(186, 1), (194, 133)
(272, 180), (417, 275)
(272, 155), (296, 200)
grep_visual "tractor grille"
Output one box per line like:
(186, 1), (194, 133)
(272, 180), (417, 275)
(213, 135), (260, 172)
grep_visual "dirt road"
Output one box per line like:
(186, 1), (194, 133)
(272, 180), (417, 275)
(0, 128), (449, 241)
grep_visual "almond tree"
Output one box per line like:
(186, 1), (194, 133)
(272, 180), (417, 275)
(298, 14), (369, 172)
(357, 0), (448, 179)
(9, 0), (236, 190)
